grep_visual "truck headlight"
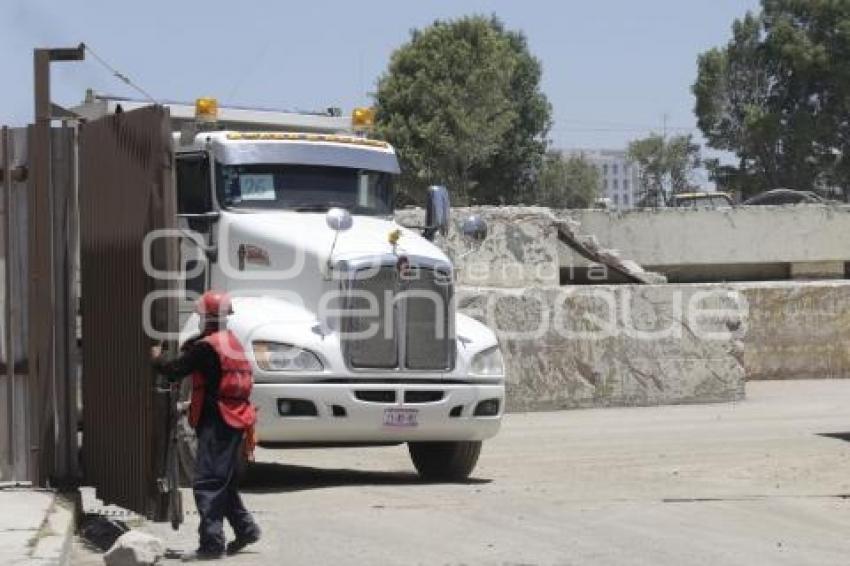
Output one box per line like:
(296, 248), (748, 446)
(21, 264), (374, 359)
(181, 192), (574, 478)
(469, 346), (504, 377)
(253, 341), (323, 372)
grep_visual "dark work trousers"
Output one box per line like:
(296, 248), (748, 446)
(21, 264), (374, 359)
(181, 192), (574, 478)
(193, 409), (259, 552)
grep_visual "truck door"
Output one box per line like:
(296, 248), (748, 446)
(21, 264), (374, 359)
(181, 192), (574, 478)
(174, 152), (216, 326)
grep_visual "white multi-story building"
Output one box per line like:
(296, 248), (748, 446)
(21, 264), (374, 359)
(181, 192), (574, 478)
(564, 149), (643, 210)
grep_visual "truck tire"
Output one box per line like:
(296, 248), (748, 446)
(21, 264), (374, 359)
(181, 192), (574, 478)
(407, 441), (482, 481)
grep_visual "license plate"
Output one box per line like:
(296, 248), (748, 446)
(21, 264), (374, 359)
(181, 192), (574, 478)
(383, 408), (419, 427)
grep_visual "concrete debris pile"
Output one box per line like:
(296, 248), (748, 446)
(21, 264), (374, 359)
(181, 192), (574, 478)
(395, 206), (666, 287)
(103, 531), (165, 566)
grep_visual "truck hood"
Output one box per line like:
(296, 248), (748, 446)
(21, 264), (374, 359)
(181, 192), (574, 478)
(220, 210), (450, 271)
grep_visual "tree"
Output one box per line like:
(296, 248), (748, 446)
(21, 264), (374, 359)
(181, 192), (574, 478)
(535, 152), (600, 209)
(627, 134), (701, 207)
(374, 15), (552, 206)
(693, 1), (850, 199)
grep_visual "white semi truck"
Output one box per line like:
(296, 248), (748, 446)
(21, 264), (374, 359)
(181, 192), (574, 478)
(74, 93), (505, 480)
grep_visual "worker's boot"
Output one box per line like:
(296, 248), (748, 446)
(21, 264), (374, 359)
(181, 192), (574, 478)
(226, 527), (261, 555)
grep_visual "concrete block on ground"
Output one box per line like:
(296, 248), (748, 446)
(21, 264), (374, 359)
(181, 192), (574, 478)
(104, 531), (165, 566)
(739, 280), (850, 380)
(458, 285), (746, 411)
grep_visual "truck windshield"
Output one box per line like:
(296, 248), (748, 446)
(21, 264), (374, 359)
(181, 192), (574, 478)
(216, 163), (394, 215)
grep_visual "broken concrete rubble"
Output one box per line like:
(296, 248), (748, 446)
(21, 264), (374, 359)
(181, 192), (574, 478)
(396, 206), (561, 288)
(396, 206), (667, 287)
(103, 530), (165, 566)
(552, 215), (667, 284)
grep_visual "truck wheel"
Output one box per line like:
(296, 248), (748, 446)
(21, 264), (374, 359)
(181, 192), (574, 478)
(407, 441), (482, 481)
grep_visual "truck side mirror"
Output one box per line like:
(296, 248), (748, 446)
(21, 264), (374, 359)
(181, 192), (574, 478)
(424, 185), (450, 241)
(461, 214), (487, 242)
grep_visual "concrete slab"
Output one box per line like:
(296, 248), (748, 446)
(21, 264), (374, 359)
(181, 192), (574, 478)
(71, 379), (850, 565)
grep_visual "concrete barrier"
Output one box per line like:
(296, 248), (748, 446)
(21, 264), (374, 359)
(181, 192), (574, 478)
(397, 207), (850, 410)
(456, 281), (850, 410)
(565, 206), (850, 280)
(737, 280), (850, 380)
(458, 284), (746, 411)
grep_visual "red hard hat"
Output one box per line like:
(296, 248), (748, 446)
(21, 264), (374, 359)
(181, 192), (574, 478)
(196, 291), (234, 317)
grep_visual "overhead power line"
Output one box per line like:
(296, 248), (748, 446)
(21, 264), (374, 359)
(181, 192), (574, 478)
(551, 126), (699, 133)
(557, 118), (694, 129)
(553, 116), (700, 134)
(82, 42), (158, 104)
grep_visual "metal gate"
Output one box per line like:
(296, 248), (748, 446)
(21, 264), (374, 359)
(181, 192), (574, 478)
(0, 126), (31, 482)
(79, 105), (178, 518)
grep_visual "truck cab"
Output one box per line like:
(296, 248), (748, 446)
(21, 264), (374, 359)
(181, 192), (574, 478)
(76, 94), (505, 480)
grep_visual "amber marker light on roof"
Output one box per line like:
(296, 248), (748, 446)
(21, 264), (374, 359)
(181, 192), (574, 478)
(195, 97), (218, 123)
(352, 107), (376, 130)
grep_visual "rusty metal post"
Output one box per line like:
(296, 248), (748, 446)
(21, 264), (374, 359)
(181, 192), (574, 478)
(29, 45), (84, 485)
(30, 49), (50, 485)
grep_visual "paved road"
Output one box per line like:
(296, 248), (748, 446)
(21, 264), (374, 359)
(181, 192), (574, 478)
(74, 380), (850, 565)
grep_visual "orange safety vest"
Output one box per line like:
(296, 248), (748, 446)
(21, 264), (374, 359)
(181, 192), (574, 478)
(189, 330), (256, 431)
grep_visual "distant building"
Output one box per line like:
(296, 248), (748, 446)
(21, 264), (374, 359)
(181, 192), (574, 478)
(563, 149), (644, 210)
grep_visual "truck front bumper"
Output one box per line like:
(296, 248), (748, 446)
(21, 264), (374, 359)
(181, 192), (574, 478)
(252, 381), (504, 444)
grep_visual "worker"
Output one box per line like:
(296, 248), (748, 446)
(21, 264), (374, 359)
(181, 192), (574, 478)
(151, 291), (261, 561)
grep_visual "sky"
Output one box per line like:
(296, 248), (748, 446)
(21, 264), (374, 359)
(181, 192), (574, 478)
(0, 0), (761, 155)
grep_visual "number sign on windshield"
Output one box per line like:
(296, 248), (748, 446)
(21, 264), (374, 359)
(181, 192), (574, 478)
(239, 174), (276, 201)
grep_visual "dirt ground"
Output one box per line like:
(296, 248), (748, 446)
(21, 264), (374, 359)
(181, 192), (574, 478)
(73, 380), (850, 565)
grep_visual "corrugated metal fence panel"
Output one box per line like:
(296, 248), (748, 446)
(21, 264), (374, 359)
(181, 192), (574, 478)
(0, 128), (33, 481)
(50, 126), (79, 481)
(79, 106), (177, 517)
(0, 126), (31, 482)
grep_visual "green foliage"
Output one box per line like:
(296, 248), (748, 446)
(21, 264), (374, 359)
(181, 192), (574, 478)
(374, 15), (552, 206)
(693, 0), (850, 198)
(535, 152), (600, 209)
(627, 134), (701, 207)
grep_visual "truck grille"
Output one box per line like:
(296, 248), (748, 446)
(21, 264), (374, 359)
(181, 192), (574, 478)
(344, 266), (398, 369)
(342, 262), (454, 371)
(404, 267), (453, 370)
